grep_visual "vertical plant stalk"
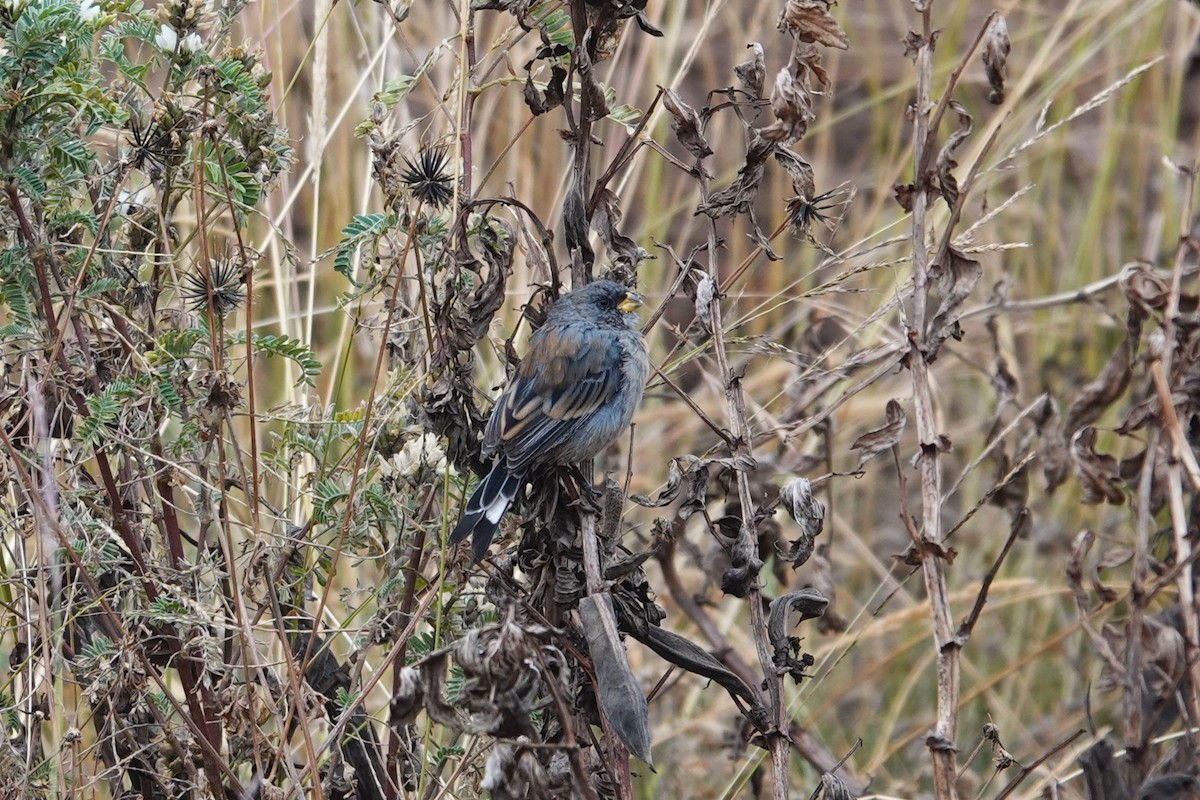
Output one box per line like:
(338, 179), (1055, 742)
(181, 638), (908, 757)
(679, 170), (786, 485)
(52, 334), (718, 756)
(908, 3), (961, 798)
(695, 218), (790, 795)
(1154, 165), (1200, 740)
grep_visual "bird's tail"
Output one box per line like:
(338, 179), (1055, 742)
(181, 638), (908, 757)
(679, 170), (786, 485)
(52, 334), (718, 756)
(449, 463), (523, 562)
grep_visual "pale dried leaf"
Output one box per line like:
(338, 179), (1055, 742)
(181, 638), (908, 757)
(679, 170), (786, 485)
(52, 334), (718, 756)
(735, 43), (767, 98)
(663, 87), (713, 159)
(982, 15), (1011, 104)
(1070, 427), (1125, 505)
(934, 100), (973, 208)
(762, 42), (829, 145)
(849, 399), (907, 465)
(928, 247), (982, 353)
(1063, 335), (1131, 434)
(777, 0), (849, 49)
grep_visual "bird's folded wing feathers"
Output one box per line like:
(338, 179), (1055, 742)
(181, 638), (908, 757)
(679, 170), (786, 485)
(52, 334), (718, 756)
(484, 325), (624, 471)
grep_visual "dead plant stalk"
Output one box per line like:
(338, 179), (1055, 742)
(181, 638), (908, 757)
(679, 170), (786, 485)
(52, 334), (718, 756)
(908, 3), (961, 798)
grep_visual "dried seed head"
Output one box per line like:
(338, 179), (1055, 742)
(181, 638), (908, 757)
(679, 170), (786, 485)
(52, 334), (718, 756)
(182, 258), (245, 316)
(786, 184), (850, 238)
(400, 147), (453, 209)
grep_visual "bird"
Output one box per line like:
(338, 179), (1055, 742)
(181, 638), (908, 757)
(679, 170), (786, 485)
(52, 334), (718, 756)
(449, 280), (649, 562)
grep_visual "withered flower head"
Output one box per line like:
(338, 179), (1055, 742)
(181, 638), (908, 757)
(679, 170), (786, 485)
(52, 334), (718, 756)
(400, 147), (453, 209)
(182, 258), (246, 316)
(786, 184), (851, 239)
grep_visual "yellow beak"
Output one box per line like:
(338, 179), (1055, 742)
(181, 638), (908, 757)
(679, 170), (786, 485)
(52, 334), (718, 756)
(617, 291), (644, 313)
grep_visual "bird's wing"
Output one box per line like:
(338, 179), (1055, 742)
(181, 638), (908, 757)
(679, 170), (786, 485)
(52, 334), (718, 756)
(484, 322), (625, 471)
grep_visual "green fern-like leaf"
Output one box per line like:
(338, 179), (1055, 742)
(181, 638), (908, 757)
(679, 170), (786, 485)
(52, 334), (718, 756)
(312, 478), (347, 524)
(232, 333), (322, 387)
(77, 277), (123, 298)
(76, 381), (137, 450)
(154, 328), (206, 361)
(6, 165), (46, 200)
(333, 212), (393, 283)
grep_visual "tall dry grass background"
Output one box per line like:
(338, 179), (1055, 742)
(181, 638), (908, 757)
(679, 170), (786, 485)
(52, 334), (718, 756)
(2, 0), (1200, 798)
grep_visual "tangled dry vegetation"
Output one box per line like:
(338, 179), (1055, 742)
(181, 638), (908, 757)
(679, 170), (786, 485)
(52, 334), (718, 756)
(1, 0), (1200, 798)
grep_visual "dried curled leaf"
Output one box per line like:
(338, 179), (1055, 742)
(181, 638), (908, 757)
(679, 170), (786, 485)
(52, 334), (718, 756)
(697, 133), (772, 218)
(934, 100), (973, 209)
(592, 188), (650, 270)
(1070, 427), (1125, 506)
(776, 0), (849, 49)
(1035, 395), (1070, 493)
(767, 589), (828, 682)
(735, 42), (767, 98)
(522, 45), (568, 116)
(927, 247), (982, 354)
(1063, 334), (1132, 435)
(761, 42), (830, 145)
(720, 522), (765, 598)
(777, 477), (825, 568)
(630, 625), (761, 708)
(814, 771), (858, 800)
(662, 87), (713, 159)
(629, 453), (757, 516)
(849, 399), (907, 466)
(982, 15), (1011, 105)
(693, 273), (716, 335)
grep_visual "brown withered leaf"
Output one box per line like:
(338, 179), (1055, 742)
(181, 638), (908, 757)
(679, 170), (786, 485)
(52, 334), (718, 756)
(1064, 529), (1094, 610)
(934, 100), (973, 209)
(471, 0), (533, 22)
(777, 0), (849, 49)
(767, 589), (828, 682)
(982, 15), (1011, 105)
(662, 87), (713, 159)
(562, 181), (593, 268)
(1063, 335), (1131, 435)
(1119, 261), (1170, 317)
(850, 399), (907, 466)
(721, 525), (765, 598)
(522, 45), (568, 116)
(629, 625), (761, 708)
(1071, 427), (1125, 505)
(893, 182), (915, 212)
(592, 188), (649, 270)
(902, 31), (924, 61)
(761, 42), (829, 145)
(774, 147), (816, 199)
(735, 42), (767, 98)
(629, 454), (757, 518)
(777, 477), (825, 568)
(696, 132), (772, 218)
(1035, 396), (1070, 492)
(927, 247), (982, 353)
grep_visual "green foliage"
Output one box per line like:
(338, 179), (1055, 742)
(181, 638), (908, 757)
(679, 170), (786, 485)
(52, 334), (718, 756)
(230, 332), (323, 387)
(76, 380), (140, 450)
(333, 212), (395, 282)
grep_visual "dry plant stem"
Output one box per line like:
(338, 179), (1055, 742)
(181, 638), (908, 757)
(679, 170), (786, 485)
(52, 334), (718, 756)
(694, 183), (789, 795)
(7, 178), (230, 787)
(294, 208), (417, 750)
(0, 426), (246, 794)
(1126, 427), (1157, 779)
(908, 3), (961, 797)
(1157, 168), (1200, 737)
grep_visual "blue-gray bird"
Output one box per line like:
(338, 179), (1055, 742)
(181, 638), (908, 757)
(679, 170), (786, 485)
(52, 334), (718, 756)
(450, 281), (649, 561)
